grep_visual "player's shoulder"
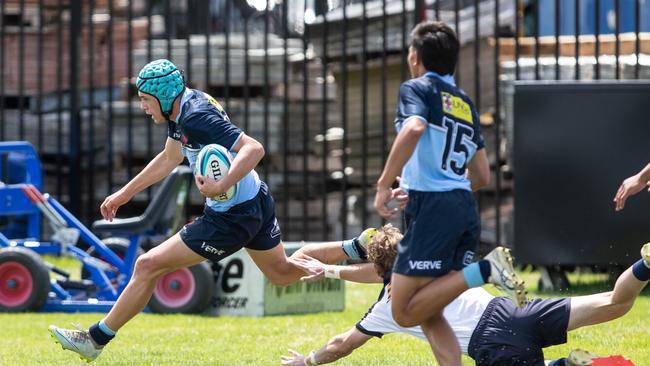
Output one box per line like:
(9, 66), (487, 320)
(181, 90), (228, 124)
(401, 76), (435, 95)
(183, 89), (211, 112)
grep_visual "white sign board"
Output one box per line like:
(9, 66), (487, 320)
(206, 243), (345, 317)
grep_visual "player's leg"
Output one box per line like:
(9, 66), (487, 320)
(389, 191), (482, 365)
(567, 243), (650, 331)
(256, 227), (377, 285)
(395, 246), (525, 326)
(102, 233), (205, 330)
(49, 232), (205, 361)
(247, 242), (312, 286)
(390, 272), (468, 327)
(390, 189), (524, 328)
(246, 184), (375, 284)
(420, 314), (463, 366)
(389, 274), (462, 366)
(49, 206), (246, 361)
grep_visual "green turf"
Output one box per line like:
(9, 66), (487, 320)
(1, 260), (648, 365)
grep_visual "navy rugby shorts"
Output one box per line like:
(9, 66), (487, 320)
(468, 297), (571, 366)
(393, 189), (480, 277)
(179, 182), (282, 262)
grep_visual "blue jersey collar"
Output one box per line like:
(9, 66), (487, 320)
(424, 71), (456, 86)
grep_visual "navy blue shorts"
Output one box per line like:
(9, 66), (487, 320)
(393, 189), (479, 277)
(468, 297), (571, 366)
(179, 182), (282, 262)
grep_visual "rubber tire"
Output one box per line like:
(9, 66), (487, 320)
(148, 261), (214, 314)
(81, 237), (144, 280)
(0, 247), (50, 312)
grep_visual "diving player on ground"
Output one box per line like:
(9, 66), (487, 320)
(284, 225), (645, 366)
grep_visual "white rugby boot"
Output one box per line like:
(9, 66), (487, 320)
(483, 246), (527, 308)
(566, 348), (597, 366)
(641, 242), (650, 266)
(49, 324), (103, 362)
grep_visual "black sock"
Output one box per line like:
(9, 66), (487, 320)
(89, 322), (114, 346)
(478, 260), (491, 283)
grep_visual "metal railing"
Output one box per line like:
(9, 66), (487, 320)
(0, 0), (647, 244)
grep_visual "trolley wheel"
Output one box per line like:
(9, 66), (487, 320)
(148, 261), (214, 314)
(0, 247), (50, 312)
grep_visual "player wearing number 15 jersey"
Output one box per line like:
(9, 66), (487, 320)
(373, 21), (526, 365)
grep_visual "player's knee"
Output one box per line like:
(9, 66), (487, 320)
(133, 254), (165, 280)
(392, 307), (418, 328)
(266, 271), (294, 286)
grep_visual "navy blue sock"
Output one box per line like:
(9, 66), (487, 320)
(89, 322), (115, 346)
(478, 260), (491, 283)
(632, 259), (650, 281)
(353, 238), (368, 260)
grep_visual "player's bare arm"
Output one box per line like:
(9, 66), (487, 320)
(614, 162), (650, 211)
(374, 117), (426, 219)
(281, 328), (373, 366)
(291, 256), (382, 283)
(196, 134), (264, 198)
(100, 137), (184, 221)
(466, 148), (490, 191)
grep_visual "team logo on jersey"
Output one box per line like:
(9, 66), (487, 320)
(270, 218), (281, 238)
(203, 92), (225, 113)
(441, 92), (473, 124)
(463, 250), (475, 266)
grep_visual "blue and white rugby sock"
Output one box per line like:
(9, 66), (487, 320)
(462, 260), (491, 288)
(88, 320), (116, 346)
(341, 238), (367, 260)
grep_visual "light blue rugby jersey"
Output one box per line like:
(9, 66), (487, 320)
(395, 71), (485, 192)
(168, 88), (261, 212)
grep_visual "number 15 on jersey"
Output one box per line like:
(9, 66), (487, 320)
(439, 116), (476, 176)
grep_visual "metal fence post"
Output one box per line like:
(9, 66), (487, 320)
(69, 0), (82, 216)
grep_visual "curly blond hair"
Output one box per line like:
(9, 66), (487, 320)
(367, 224), (403, 277)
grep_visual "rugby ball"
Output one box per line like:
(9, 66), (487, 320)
(194, 144), (237, 202)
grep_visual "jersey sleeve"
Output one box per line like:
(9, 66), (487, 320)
(182, 111), (243, 150)
(396, 81), (430, 125)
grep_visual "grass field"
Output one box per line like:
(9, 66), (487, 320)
(0, 258), (648, 365)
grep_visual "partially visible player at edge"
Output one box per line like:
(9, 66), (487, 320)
(372, 21), (526, 366)
(48, 58), (380, 362)
(614, 162), (650, 211)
